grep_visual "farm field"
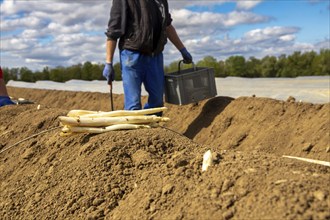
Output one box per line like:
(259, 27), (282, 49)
(1, 86), (329, 219)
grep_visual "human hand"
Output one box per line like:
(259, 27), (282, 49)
(180, 47), (193, 64)
(103, 63), (115, 83)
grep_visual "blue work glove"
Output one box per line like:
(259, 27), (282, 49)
(180, 47), (193, 64)
(0, 96), (15, 107)
(103, 62), (115, 83)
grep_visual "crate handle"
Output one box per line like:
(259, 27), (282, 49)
(178, 60), (196, 74)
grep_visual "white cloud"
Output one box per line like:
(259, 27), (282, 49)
(170, 9), (270, 40)
(168, 0), (227, 9)
(164, 25), (321, 62)
(21, 29), (44, 39)
(25, 58), (48, 64)
(1, 36), (35, 51)
(168, 0), (263, 11)
(223, 10), (270, 26)
(279, 35), (296, 42)
(172, 9), (269, 27)
(0, 0), (110, 69)
(0, 0), (328, 70)
(314, 38), (330, 50)
(236, 0), (263, 10)
(1, 16), (46, 31)
(241, 26), (300, 45)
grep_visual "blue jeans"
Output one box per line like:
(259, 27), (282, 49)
(0, 96), (15, 107)
(120, 49), (164, 111)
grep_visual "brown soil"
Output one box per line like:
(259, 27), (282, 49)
(1, 87), (330, 220)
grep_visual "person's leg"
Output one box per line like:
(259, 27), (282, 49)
(0, 67), (10, 97)
(143, 53), (165, 112)
(0, 78), (10, 97)
(120, 49), (144, 110)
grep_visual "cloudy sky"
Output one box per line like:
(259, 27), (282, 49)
(0, 0), (329, 70)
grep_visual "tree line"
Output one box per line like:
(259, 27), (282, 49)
(2, 49), (329, 83)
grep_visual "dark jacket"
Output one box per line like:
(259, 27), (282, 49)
(105, 0), (172, 55)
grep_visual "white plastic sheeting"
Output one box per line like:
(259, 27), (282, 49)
(7, 76), (329, 104)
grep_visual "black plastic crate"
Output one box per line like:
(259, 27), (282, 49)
(164, 62), (217, 105)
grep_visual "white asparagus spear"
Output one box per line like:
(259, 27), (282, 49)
(62, 124), (151, 134)
(67, 107), (167, 118)
(67, 110), (105, 117)
(59, 115), (170, 127)
(283, 155), (330, 167)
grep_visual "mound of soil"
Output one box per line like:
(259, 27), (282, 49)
(1, 87), (329, 219)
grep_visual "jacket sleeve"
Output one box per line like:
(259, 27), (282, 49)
(105, 0), (127, 40)
(165, 0), (172, 26)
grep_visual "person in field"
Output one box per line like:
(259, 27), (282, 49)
(0, 66), (15, 107)
(103, 0), (192, 114)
